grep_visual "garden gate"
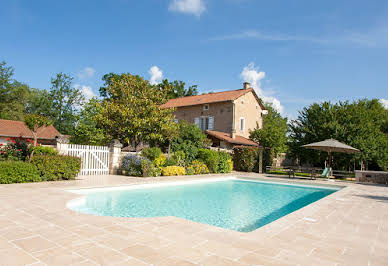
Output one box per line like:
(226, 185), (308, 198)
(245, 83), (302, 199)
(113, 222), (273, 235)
(57, 144), (110, 175)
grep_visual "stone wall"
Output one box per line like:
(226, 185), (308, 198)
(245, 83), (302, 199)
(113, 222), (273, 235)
(355, 170), (388, 184)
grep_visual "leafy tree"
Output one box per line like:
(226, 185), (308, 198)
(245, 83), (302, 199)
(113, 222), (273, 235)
(96, 73), (176, 148)
(71, 98), (109, 145)
(250, 103), (288, 155)
(24, 114), (51, 146)
(158, 79), (198, 99)
(0, 61), (36, 120)
(45, 73), (84, 135)
(289, 99), (388, 171)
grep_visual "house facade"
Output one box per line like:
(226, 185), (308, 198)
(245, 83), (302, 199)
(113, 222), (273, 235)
(161, 83), (265, 149)
(0, 119), (62, 145)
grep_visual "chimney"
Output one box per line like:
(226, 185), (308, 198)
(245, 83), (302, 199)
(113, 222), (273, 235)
(243, 82), (251, 89)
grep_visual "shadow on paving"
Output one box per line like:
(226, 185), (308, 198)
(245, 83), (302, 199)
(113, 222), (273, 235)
(354, 194), (388, 203)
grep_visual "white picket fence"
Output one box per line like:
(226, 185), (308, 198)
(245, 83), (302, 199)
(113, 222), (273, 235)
(58, 144), (110, 175)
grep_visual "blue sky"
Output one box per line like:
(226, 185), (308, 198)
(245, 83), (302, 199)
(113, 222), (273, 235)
(1, 0), (388, 117)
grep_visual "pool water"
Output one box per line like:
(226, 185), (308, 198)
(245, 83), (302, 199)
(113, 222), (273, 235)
(68, 179), (340, 232)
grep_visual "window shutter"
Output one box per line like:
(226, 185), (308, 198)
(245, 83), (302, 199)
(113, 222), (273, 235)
(208, 116), (214, 130)
(194, 117), (200, 128)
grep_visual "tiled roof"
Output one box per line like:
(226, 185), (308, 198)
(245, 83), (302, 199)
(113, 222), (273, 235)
(206, 130), (259, 147)
(161, 88), (260, 108)
(0, 119), (61, 140)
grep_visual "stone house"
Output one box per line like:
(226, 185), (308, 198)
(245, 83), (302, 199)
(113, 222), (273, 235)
(161, 82), (266, 150)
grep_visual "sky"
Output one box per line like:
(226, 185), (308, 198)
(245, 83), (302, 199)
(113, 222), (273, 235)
(1, 0), (388, 117)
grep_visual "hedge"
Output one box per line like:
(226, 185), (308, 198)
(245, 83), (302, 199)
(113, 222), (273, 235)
(232, 146), (259, 172)
(31, 155), (81, 181)
(0, 161), (42, 184)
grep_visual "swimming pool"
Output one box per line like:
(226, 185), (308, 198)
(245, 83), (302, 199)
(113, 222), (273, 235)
(67, 178), (340, 232)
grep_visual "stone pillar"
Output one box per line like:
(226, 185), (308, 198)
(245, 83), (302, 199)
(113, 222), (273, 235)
(258, 148), (263, 174)
(109, 139), (123, 175)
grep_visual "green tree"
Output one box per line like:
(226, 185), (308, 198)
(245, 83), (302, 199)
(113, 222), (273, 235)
(0, 61), (36, 120)
(289, 99), (388, 170)
(158, 79), (198, 99)
(96, 73), (176, 148)
(45, 73), (84, 135)
(250, 103), (288, 167)
(71, 98), (109, 145)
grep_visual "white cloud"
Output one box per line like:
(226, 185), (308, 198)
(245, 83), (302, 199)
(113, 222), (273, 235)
(380, 99), (388, 109)
(77, 67), (95, 80)
(149, 66), (163, 85)
(240, 62), (284, 114)
(168, 0), (206, 17)
(75, 84), (97, 100)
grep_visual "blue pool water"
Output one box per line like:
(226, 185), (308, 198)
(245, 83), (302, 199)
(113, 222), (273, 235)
(68, 179), (340, 232)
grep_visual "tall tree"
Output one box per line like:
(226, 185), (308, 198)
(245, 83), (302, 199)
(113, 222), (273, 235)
(96, 73), (176, 148)
(0, 61), (35, 120)
(250, 103), (288, 155)
(45, 73), (84, 135)
(158, 79), (198, 99)
(289, 99), (388, 170)
(71, 98), (109, 145)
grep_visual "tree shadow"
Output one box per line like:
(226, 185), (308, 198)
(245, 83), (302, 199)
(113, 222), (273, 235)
(354, 194), (388, 203)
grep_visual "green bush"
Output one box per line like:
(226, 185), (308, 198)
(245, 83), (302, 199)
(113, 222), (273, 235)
(31, 155), (81, 181)
(172, 141), (199, 164)
(218, 152), (233, 173)
(186, 160), (210, 175)
(141, 159), (160, 177)
(32, 146), (58, 156)
(161, 166), (186, 176)
(172, 150), (186, 166)
(198, 149), (220, 173)
(164, 157), (177, 167)
(141, 147), (162, 161)
(153, 154), (166, 169)
(121, 154), (142, 176)
(0, 161), (42, 184)
(233, 146), (259, 172)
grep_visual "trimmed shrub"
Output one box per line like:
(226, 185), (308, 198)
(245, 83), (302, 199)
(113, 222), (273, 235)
(186, 160), (209, 175)
(197, 149), (220, 173)
(141, 147), (162, 161)
(32, 146), (58, 156)
(31, 155), (81, 181)
(141, 159), (160, 177)
(161, 166), (186, 176)
(0, 161), (42, 184)
(218, 152), (233, 173)
(233, 146), (259, 172)
(121, 154), (143, 176)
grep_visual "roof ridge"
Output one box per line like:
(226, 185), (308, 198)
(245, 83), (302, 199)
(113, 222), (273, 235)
(169, 88), (250, 100)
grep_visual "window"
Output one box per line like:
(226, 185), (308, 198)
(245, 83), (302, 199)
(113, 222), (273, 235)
(240, 117), (245, 131)
(203, 104), (209, 111)
(195, 116), (214, 131)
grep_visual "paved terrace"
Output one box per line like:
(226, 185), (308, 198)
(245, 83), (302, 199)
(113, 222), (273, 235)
(0, 173), (387, 266)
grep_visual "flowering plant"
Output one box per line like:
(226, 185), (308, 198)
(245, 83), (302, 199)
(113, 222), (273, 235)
(0, 137), (33, 161)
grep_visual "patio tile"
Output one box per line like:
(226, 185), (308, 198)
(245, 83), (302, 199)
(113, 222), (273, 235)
(0, 236), (14, 250)
(0, 247), (38, 266)
(199, 255), (245, 266)
(33, 247), (86, 265)
(12, 235), (57, 253)
(76, 243), (129, 265)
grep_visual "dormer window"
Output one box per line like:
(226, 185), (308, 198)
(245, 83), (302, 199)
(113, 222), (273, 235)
(203, 104), (209, 111)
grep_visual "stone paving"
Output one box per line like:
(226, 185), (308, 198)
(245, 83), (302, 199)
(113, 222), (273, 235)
(0, 173), (387, 266)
